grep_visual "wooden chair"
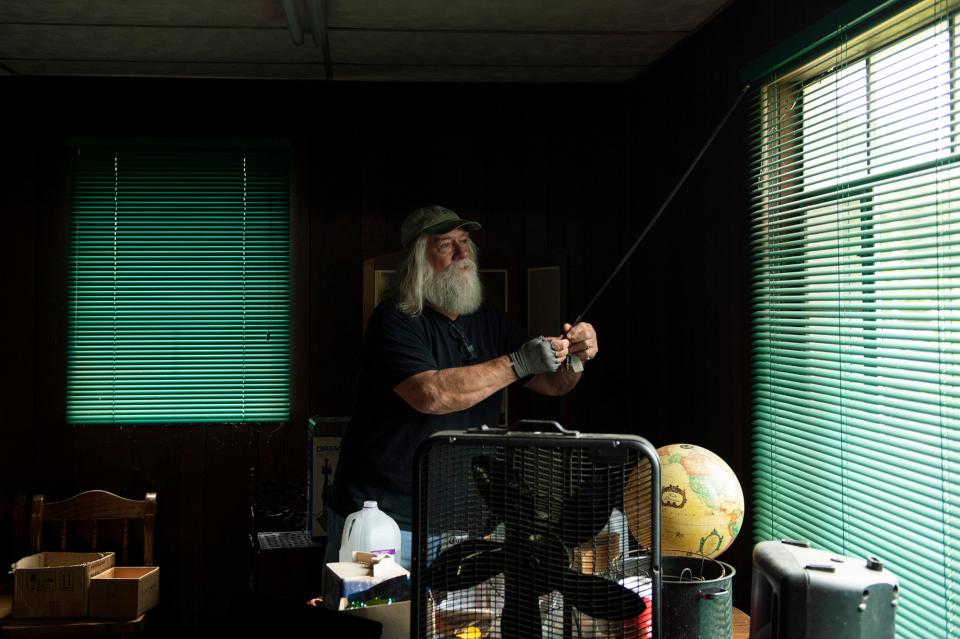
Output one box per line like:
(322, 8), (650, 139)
(28, 491), (157, 566)
(1, 490), (158, 637)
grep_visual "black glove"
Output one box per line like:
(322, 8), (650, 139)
(509, 337), (560, 378)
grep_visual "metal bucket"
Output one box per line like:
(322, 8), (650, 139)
(662, 555), (735, 639)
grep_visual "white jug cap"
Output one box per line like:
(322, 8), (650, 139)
(363, 500), (378, 508)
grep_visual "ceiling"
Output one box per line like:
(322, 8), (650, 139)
(0, 0), (732, 83)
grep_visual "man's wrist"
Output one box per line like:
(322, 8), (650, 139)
(507, 352), (522, 379)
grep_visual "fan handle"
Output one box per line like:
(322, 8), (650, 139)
(509, 420), (579, 436)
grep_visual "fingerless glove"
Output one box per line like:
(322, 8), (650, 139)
(509, 337), (560, 378)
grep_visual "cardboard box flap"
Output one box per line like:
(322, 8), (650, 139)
(12, 551), (114, 571)
(93, 567), (156, 580)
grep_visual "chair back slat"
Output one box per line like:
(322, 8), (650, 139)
(121, 519), (129, 564)
(43, 490), (147, 520)
(144, 493), (156, 566)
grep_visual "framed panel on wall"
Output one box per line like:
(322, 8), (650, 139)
(526, 265), (565, 339)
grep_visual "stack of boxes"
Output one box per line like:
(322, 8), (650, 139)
(11, 551), (159, 619)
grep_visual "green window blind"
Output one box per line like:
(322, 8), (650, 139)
(750, 1), (959, 637)
(68, 143), (290, 424)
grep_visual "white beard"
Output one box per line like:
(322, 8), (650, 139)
(424, 258), (483, 316)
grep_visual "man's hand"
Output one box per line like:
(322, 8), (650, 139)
(510, 336), (569, 378)
(563, 322), (598, 364)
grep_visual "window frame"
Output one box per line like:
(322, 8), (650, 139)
(65, 139), (293, 426)
(750, 2), (960, 637)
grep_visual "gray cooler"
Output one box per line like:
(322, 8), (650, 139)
(749, 539), (898, 639)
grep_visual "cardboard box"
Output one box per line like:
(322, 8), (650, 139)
(571, 530), (621, 575)
(323, 559), (411, 639)
(322, 559), (409, 610)
(307, 416), (348, 539)
(342, 600), (410, 639)
(89, 566), (160, 618)
(12, 551), (115, 618)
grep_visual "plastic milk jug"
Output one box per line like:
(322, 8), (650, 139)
(339, 500), (402, 563)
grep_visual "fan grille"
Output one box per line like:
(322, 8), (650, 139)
(414, 430), (660, 639)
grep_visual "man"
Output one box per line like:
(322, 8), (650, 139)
(326, 205), (599, 567)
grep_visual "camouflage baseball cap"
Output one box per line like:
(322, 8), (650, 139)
(400, 205), (481, 248)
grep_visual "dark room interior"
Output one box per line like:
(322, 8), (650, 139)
(3, 0), (955, 638)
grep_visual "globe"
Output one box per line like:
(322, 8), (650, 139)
(626, 443), (745, 558)
(658, 443), (744, 557)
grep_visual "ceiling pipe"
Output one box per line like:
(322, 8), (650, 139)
(281, 0), (304, 46)
(306, 0), (333, 80)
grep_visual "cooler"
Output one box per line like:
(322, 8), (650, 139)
(749, 539), (898, 639)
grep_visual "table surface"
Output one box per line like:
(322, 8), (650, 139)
(2, 592), (749, 638)
(0, 594), (148, 635)
(733, 606), (750, 639)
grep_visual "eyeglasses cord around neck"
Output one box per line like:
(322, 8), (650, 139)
(447, 321), (478, 361)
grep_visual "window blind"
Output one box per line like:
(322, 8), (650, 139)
(750, 1), (959, 637)
(68, 143), (290, 424)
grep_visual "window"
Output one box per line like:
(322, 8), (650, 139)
(751, 1), (959, 637)
(68, 142), (290, 424)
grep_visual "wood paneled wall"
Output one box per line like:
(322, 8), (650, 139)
(1, 79), (635, 631)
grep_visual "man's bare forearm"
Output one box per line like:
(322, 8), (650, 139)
(394, 356), (517, 415)
(525, 366), (582, 397)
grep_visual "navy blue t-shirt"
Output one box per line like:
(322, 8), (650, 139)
(330, 300), (529, 528)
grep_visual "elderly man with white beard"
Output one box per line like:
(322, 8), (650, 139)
(325, 206), (599, 569)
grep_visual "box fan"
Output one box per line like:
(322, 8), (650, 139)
(413, 421), (661, 639)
